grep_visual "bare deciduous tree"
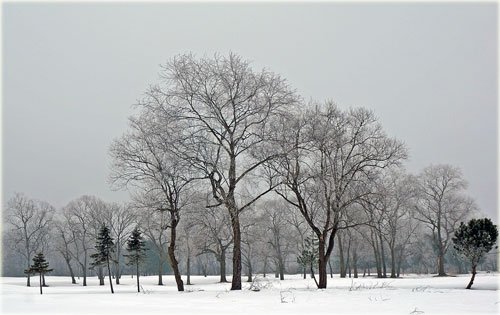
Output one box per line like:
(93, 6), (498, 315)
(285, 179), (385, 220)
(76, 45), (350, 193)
(110, 104), (198, 292)
(414, 164), (475, 276)
(273, 102), (407, 288)
(5, 193), (55, 287)
(139, 53), (298, 290)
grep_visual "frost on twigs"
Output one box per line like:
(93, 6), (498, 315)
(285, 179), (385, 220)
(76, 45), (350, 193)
(248, 276), (274, 292)
(280, 290), (296, 303)
(368, 295), (390, 302)
(349, 279), (394, 291)
(139, 285), (152, 294)
(409, 307), (424, 314)
(412, 286), (430, 292)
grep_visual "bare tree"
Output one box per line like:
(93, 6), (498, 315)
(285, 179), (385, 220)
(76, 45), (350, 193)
(139, 53), (297, 290)
(261, 199), (295, 280)
(110, 102), (199, 292)
(413, 164), (475, 276)
(134, 196), (169, 286)
(53, 218), (77, 284)
(62, 195), (108, 286)
(272, 103), (407, 288)
(190, 202), (233, 283)
(108, 202), (136, 284)
(5, 193), (54, 287)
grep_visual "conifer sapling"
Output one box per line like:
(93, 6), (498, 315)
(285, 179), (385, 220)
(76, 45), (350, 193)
(26, 253), (53, 295)
(124, 227), (147, 292)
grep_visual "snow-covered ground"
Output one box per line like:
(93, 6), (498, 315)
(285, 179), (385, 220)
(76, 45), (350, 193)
(1, 273), (498, 314)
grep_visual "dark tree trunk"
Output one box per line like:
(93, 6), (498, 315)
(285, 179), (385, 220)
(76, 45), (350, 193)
(328, 259), (333, 278)
(318, 239), (327, 289)
(42, 274), (47, 287)
(278, 259), (284, 281)
(186, 255), (191, 285)
(437, 246), (446, 276)
(158, 259), (163, 285)
(39, 273), (42, 295)
(378, 232), (387, 278)
(466, 265), (477, 289)
(106, 259), (114, 294)
(353, 251), (358, 278)
(136, 263), (140, 293)
(371, 234), (382, 278)
(303, 266), (306, 279)
(83, 255), (88, 286)
(263, 257), (268, 278)
(229, 211), (242, 290)
(220, 249), (227, 282)
(247, 261), (253, 282)
(390, 245), (396, 278)
(168, 222), (184, 292)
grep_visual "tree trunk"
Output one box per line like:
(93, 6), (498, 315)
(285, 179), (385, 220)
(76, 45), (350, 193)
(64, 257), (76, 284)
(437, 246), (446, 276)
(39, 273), (42, 295)
(353, 251), (358, 278)
(186, 255), (191, 285)
(229, 211), (242, 290)
(338, 234), (346, 278)
(303, 266), (306, 279)
(136, 263), (140, 293)
(378, 232), (387, 278)
(278, 258), (284, 281)
(168, 222), (184, 291)
(83, 251), (88, 286)
(115, 244), (121, 285)
(98, 266), (105, 285)
(318, 238), (327, 289)
(263, 257), (268, 278)
(247, 260), (253, 282)
(220, 249), (227, 282)
(106, 259), (114, 294)
(390, 245), (396, 278)
(158, 259), (163, 285)
(371, 233), (382, 278)
(42, 273), (47, 287)
(328, 259), (333, 278)
(466, 265), (477, 289)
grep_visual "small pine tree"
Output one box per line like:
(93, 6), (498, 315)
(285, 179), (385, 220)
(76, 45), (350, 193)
(26, 253), (53, 295)
(297, 235), (319, 286)
(452, 218), (498, 289)
(124, 227), (147, 292)
(91, 225), (116, 293)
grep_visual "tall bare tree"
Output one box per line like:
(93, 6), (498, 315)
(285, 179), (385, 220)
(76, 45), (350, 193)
(108, 202), (136, 284)
(134, 53), (297, 290)
(110, 110), (197, 291)
(413, 164), (475, 276)
(62, 195), (108, 286)
(272, 103), (407, 288)
(5, 193), (54, 287)
(53, 218), (77, 284)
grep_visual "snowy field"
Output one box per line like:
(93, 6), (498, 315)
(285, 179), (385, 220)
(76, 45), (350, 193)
(1, 273), (499, 314)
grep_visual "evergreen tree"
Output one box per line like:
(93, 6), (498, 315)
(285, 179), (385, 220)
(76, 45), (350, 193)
(297, 235), (319, 286)
(90, 225), (116, 293)
(452, 218), (498, 289)
(26, 253), (53, 295)
(124, 227), (147, 292)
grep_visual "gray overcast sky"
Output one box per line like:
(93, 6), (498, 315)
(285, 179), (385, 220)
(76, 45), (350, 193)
(3, 3), (498, 221)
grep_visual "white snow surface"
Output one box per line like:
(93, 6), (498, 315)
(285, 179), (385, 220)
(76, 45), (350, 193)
(1, 273), (499, 314)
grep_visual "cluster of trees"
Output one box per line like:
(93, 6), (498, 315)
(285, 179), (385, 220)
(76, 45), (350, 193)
(3, 53), (497, 292)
